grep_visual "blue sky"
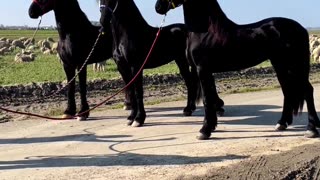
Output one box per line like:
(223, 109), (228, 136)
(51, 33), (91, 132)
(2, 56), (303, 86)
(1, 0), (320, 28)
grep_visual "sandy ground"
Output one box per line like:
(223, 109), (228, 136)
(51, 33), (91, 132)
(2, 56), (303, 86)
(1, 85), (320, 180)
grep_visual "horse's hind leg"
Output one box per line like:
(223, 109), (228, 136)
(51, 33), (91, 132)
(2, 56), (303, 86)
(304, 82), (320, 138)
(271, 63), (293, 130)
(77, 66), (90, 120)
(62, 64), (77, 118)
(176, 59), (225, 116)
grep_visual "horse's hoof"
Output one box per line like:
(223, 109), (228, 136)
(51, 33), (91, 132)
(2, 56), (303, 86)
(77, 116), (87, 121)
(127, 115), (135, 121)
(305, 130), (320, 138)
(131, 121), (143, 127)
(216, 109), (225, 117)
(183, 111), (193, 116)
(123, 105), (132, 110)
(197, 133), (211, 140)
(62, 114), (73, 119)
(314, 121), (320, 128)
(126, 120), (134, 126)
(275, 123), (287, 131)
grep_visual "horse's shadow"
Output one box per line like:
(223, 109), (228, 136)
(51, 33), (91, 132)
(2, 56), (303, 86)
(0, 103), (308, 170)
(86, 115), (128, 121)
(0, 131), (247, 170)
(145, 104), (312, 129)
(0, 153), (247, 170)
(0, 129), (303, 170)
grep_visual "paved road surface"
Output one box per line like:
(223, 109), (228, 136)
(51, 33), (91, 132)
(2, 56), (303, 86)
(1, 86), (320, 180)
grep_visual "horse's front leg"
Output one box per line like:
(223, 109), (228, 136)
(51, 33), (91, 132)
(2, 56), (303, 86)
(116, 61), (138, 125)
(131, 70), (146, 127)
(175, 58), (197, 116)
(197, 65), (219, 140)
(62, 64), (77, 118)
(123, 88), (132, 110)
(77, 65), (90, 120)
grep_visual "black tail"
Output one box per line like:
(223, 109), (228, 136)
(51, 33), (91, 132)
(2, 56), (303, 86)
(291, 49), (310, 115)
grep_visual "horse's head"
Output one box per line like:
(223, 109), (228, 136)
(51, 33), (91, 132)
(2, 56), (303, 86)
(99, 0), (118, 29)
(29, 0), (55, 19)
(155, 0), (185, 15)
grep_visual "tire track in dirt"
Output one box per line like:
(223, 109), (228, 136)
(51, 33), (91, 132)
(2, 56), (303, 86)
(241, 156), (267, 180)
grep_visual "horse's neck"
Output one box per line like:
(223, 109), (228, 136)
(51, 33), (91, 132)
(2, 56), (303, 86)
(54, 1), (94, 39)
(183, 0), (235, 33)
(112, 1), (151, 33)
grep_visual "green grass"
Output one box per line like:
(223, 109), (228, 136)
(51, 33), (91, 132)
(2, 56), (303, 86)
(0, 29), (181, 85)
(310, 30), (320, 36)
(0, 50), (180, 86)
(0, 29), (58, 41)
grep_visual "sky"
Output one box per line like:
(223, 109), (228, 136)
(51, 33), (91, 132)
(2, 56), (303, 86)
(1, 0), (320, 28)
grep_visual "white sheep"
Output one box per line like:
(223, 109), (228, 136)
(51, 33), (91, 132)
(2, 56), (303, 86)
(14, 52), (36, 63)
(47, 37), (55, 42)
(41, 40), (51, 49)
(0, 47), (9, 55)
(43, 49), (53, 55)
(0, 40), (9, 49)
(12, 40), (25, 49)
(51, 42), (59, 52)
(312, 46), (320, 62)
(93, 61), (106, 72)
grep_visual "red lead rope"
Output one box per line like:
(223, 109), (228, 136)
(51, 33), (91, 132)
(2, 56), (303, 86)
(0, 28), (163, 120)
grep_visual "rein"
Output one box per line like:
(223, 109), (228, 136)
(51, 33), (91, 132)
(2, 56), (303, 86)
(0, 11), (168, 121)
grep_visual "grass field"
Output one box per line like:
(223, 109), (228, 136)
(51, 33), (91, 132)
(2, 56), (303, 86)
(0, 50), (181, 86)
(310, 30), (320, 36)
(1, 29), (317, 86)
(0, 29), (182, 86)
(0, 29), (58, 41)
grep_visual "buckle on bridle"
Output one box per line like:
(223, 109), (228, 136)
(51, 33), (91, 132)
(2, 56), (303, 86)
(99, 1), (119, 14)
(167, 0), (176, 9)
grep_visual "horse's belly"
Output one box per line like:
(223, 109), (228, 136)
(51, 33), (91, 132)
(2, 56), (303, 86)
(210, 56), (266, 73)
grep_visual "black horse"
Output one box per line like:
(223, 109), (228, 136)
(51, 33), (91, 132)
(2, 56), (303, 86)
(155, 0), (320, 139)
(99, 0), (224, 127)
(28, 0), (132, 120)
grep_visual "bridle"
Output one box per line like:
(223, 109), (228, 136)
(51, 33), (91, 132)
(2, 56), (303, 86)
(99, 0), (119, 15)
(32, 0), (55, 15)
(168, 0), (177, 9)
(167, 0), (185, 9)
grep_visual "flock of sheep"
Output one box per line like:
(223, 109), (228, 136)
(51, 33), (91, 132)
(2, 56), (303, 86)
(310, 34), (320, 62)
(0, 36), (106, 72)
(0, 34), (319, 72)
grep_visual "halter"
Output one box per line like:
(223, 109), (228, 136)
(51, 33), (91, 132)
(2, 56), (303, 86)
(99, 0), (119, 14)
(32, 0), (55, 15)
(168, 0), (177, 9)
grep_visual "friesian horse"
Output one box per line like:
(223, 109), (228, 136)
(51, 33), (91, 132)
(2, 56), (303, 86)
(28, 0), (131, 120)
(155, 0), (320, 139)
(99, 0), (224, 127)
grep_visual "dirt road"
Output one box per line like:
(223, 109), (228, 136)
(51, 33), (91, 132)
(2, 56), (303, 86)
(1, 86), (320, 180)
